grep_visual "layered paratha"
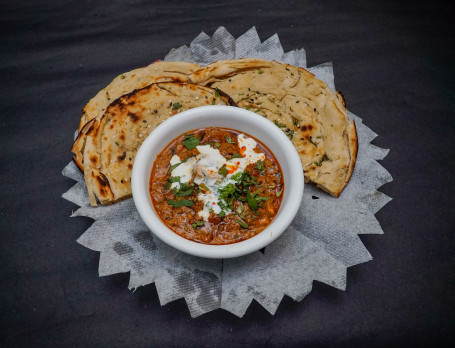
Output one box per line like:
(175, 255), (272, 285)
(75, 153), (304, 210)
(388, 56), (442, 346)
(82, 82), (234, 205)
(72, 61), (200, 170)
(188, 58), (357, 197)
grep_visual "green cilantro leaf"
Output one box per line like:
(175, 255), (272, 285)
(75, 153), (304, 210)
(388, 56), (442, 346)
(234, 219), (249, 228)
(199, 183), (209, 192)
(226, 135), (235, 143)
(230, 171), (243, 181)
(164, 176), (181, 190)
(183, 134), (199, 150)
(274, 120), (286, 128)
(314, 154), (329, 167)
(168, 162), (181, 174)
(218, 164), (227, 177)
(286, 129), (294, 140)
(172, 183), (194, 197)
(256, 160), (265, 175)
(172, 102), (182, 110)
(166, 199), (194, 207)
(246, 189), (269, 212)
(191, 220), (204, 229)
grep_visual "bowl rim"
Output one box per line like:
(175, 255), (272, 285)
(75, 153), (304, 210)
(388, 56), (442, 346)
(131, 105), (304, 259)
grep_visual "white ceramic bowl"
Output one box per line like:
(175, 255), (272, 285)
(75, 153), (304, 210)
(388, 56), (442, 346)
(132, 105), (304, 259)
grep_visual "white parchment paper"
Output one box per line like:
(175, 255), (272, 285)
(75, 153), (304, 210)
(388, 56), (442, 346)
(62, 27), (392, 317)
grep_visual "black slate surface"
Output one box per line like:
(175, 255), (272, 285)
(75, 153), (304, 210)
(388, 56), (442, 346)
(1, 1), (454, 347)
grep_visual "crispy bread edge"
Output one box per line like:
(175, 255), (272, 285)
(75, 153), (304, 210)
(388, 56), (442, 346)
(71, 118), (96, 172)
(85, 82), (235, 206)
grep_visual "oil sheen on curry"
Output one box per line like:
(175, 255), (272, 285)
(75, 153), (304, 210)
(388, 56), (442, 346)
(149, 127), (284, 245)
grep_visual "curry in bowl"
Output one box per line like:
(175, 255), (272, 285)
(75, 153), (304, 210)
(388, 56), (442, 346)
(149, 127), (284, 245)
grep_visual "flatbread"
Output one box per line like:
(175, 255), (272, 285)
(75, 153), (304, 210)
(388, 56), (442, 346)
(189, 58), (358, 197)
(82, 82), (234, 205)
(72, 61), (200, 170)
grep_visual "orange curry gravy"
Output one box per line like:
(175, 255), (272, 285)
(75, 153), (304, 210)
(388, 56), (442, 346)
(149, 127), (284, 245)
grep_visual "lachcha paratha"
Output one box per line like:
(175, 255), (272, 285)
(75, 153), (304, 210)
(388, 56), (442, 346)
(72, 58), (357, 204)
(189, 58), (357, 197)
(82, 82), (234, 206)
(72, 61), (200, 170)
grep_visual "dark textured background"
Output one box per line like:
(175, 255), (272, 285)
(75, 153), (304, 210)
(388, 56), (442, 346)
(1, 0), (454, 346)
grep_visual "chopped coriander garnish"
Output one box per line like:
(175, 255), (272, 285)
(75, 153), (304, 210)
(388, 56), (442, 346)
(164, 176), (181, 190)
(214, 89), (220, 98)
(256, 160), (265, 175)
(218, 164), (228, 177)
(172, 183), (194, 197)
(258, 69), (264, 74)
(230, 171), (243, 181)
(246, 189), (268, 212)
(226, 135), (235, 144)
(230, 153), (243, 159)
(121, 74), (126, 79)
(276, 189), (283, 197)
(115, 142), (119, 146)
(166, 199), (194, 207)
(191, 220), (204, 229)
(218, 183), (236, 211)
(214, 142), (220, 148)
(168, 162), (181, 174)
(183, 134), (199, 150)
(234, 219), (249, 228)
(199, 183), (209, 192)
(314, 154), (329, 167)
(172, 102), (182, 110)
(286, 129), (294, 140)
(245, 106), (250, 110)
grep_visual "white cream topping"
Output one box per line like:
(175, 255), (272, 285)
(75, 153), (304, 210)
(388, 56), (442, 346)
(170, 155), (180, 165)
(169, 156), (197, 189)
(170, 134), (265, 221)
